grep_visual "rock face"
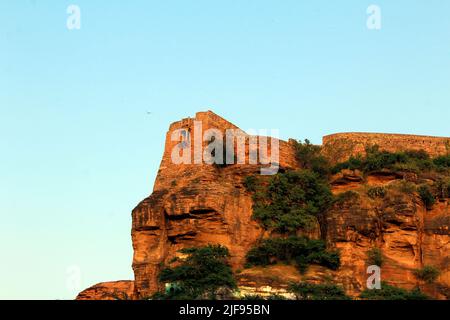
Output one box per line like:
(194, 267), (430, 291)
(326, 175), (450, 299)
(131, 111), (298, 299)
(76, 281), (134, 300)
(77, 111), (449, 300)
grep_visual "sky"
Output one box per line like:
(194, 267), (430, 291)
(0, 0), (449, 299)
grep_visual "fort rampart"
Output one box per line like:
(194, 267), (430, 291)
(322, 132), (450, 163)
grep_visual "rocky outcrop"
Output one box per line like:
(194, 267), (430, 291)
(325, 175), (450, 299)
(76, 281), (134, 300)
(131, 111), (298, 298)
(77, 111), (449, 300)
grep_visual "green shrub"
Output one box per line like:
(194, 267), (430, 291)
(306, 251), (341, 271)
(363, 147), (408, 172)
(245, 236), (340, 274)
(250, 170), (333, 233)
(433, 155), (450, 169)
(404, 150), (430, 160)
(294, 139), (331, 177)
(434, 178), (450, 199)
(153, 245), (236, 299)
(243, 175), (258, 192)
(331, 156), (363, 174)
(360, 282), (429, 300)
(367, 187), (387, 199)
(394, 180), (417, 194)
(391, 162), (420, 173)
(418, 185), (436, 210)
(414, 266), (440, 284)
(334, 191), (360, 205)
(289, 282), (350, 300)
(366, 248), (384, 266)
(331, 147), (446, 175)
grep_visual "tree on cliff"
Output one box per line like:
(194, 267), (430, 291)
(245, 236), (340, 274)
(151, 245), (236, 300)
(360, 282), (429, 300)
(248, 170), (333, 234)
(293, 139), (330, 177)
(289, 282), (350, 300)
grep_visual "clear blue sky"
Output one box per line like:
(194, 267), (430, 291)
(1, 1), (449, 299)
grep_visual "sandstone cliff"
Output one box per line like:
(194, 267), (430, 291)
(77, 111), (449, 300)
(131, 111), (298, 298)
(76, 281), (134, 300)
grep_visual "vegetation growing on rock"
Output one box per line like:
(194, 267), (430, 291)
(152, 245), (236, 300)
(418, 185), (436, 210)
(331, 146), (450, 175)
(366, 248), (384, 267)
(293, 139), (330, 177)
(241, 144), (449, 300)
(434, 178), (450, 199)
(414, 266), (440, 284)
(289, 282), (350, 300)
(245, 170), (333, 233)
(245, 236), (340, 274)
(360, 282), (429, 300)
(333, 190), (360, 205)
(367, 186), (387, 199)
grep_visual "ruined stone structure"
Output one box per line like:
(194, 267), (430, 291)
(77, 111), (450, 300)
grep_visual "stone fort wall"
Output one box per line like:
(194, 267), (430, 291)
(157, 112), (449, 177)
(154, 111), (299, 191)
(322, 132), (450, 163)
